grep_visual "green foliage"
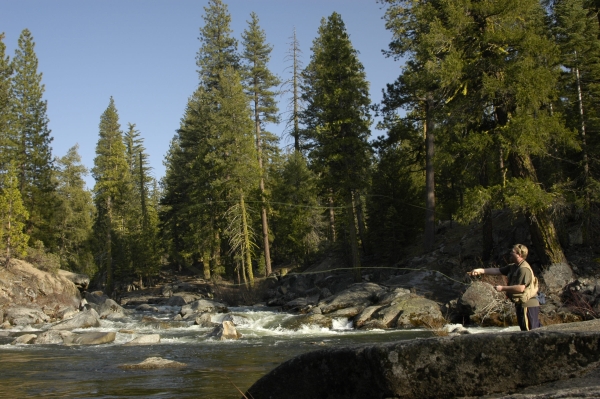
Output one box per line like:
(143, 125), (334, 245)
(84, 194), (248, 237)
(196, 0), (239, 89)
(9, 29), (57, 248)
(91, 97), (131, 291)
(367, 135), (425, 261)
(26, 240), (60, 274)
(271, 151), (325, 264)
(0, 163), (29, 262)
(0, 33), (13, 169)
(54, 145), (96, 274)
(302, 13), (372, 194)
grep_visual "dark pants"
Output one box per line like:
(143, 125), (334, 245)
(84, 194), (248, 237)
(515, 304), (541, 331)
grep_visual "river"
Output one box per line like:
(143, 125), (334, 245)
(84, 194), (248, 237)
(0, 306), (513, 398)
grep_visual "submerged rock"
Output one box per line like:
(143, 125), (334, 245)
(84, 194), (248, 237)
(63, 331), (116, 346)
(11, 334), (37, 345)
(195, 312), (216, 327)
(246, 319), (600, 399)
(279, 314), (333, 330)
(123, 334), (161, 346)
(119, 357), (186, 370)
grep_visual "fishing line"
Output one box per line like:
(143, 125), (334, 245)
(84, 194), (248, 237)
(221, 266), (471, 288)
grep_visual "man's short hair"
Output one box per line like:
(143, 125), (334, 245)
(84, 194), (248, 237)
(513, 244), (528, 259)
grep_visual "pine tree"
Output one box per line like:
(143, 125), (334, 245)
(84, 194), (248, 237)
(241, 12), (280, 276)
(92, 97), (130, 293)
(552, 0), (600, 243)
(282, 28), (304, 152)
(0, 162), (29, 264)
(10, 29), (56, 248)
(380, 0), (465, 252)
(54, 145), (95, 273)
(0, 33), (13, 170)
(123, 123), (160, 286)
(301, 13), (372, 280)
(196, 0), (239, 89)
(210, 67), (260, 286)
(271, 151), (324, 265)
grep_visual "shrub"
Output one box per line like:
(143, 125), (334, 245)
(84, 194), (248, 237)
(25, 240), (60, 274)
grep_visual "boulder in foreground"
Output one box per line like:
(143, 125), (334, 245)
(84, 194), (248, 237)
(246, 319), (600, 399)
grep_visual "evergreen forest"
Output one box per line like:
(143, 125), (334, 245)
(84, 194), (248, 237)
(1, 0), (599, 294)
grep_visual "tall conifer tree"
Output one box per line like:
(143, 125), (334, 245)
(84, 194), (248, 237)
(0, 33), (13, 170)
(241, 12), (280, 276)
(92, 97), (130, 293)
(301, 13), (372, 280)
(54, 145), (95, 273)
(196, 0), (239, 89)
(10, 29), (56, 248)
(0, 163), (29, 264)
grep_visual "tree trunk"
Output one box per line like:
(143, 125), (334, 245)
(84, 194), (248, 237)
(480, 157), (493, 261)
(347, 194), (361, 282)
(210, 219), (221, 275)
(574, 64), (592, 244)
(328, 189), (336, 242)
(254, 89), (272, 277)
(508, 152), (567, 265)
(105, 196), (113, 294)
(424, 98), (436, 252)
(353, 190), (369, 255)
(241, 194), (254, 288)
(203, 249), (211, 280)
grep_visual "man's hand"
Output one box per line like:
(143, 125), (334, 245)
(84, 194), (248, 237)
(468, 268), (484, 276)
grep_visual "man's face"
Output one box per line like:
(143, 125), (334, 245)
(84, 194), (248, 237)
(510, 249), (520, 263)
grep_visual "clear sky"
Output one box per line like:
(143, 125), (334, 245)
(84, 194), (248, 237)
(1, 0), (401, 188)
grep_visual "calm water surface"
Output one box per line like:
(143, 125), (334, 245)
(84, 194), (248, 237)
(0, 307), (509, 398)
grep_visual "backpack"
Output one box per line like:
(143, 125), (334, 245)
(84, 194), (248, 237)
(509, 262), (539, 305)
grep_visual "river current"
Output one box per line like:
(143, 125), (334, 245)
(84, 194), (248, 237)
(0, 306), (515, 398)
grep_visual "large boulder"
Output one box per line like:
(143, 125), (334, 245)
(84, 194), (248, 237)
(162, 293), (200, 307)
(4, 306), (50, 326)
(0, 260), (81, 311)
(57, 269), (89, 291)
(94, 298), (127, 320)
(369, 296), (445, 329)
(317, 283), (386, 314)
(246, 319), (600, 399)
(458, 281), (514, 327)
(34, 330), (72, 345)
(542, 262), (575, 294)
(50, 308), (101, 330)
(180, 299), (228, 317)
(207, 321), (242, 340)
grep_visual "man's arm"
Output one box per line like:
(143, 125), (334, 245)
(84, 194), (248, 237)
(494, 284), (525, 294)
(468, 268), (501, 276)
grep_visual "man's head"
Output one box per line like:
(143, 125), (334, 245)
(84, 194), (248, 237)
(510, 244), (528, 263)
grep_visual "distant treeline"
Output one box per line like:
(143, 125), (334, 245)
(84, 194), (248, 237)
(1, 0), (598, 293)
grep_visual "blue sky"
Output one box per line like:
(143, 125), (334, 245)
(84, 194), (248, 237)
(1, 0), (401, 188)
